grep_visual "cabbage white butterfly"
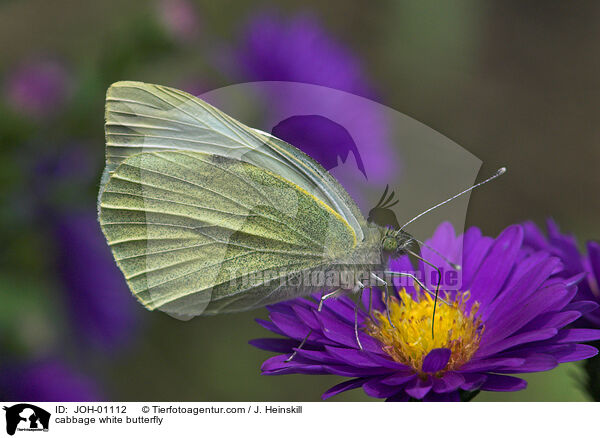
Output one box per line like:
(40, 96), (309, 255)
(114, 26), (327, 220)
(98, 81), (504, 351)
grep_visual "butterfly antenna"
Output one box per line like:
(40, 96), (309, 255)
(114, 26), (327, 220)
(399, 167), (507, 231)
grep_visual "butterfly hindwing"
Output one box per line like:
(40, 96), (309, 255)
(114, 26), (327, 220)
(98, 150), (357, 317)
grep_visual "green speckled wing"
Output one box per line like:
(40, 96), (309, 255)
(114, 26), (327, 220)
(98, 150), (357, 318)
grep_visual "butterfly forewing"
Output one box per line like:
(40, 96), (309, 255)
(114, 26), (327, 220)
(102, 81), (365, 241)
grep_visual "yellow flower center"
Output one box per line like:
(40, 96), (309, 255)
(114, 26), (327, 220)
(365, 289), (483, 375)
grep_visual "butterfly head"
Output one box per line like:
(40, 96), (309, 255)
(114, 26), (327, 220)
(381, 228), (414, 257)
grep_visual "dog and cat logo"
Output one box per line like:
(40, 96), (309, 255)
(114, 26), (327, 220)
(2, 404), (50, 435)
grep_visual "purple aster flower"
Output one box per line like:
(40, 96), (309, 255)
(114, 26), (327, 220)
(230, 11), (395, 184)
(53, 210), (141, 351)
(4, 59), (69, 118)
(523, 219), (600, 327)
(0, 359), (102, 402)
(251, 222), (600, 401)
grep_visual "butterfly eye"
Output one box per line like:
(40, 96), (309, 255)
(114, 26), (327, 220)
(382, 236), (398, 253)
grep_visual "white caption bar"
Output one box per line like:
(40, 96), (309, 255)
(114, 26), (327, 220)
(0, 402), (595, 437)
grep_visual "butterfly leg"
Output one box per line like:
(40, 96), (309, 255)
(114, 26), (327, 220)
(407, 249), (442, 338)
(370, 273), (395, 328)
(384, 271), (449, 305)
(318, 289), (344, 312)
(354, 288), (364, 350)
(285, 288), (342, 362)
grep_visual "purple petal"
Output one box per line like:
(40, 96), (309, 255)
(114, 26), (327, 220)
(480, 374), (527, 392)
(522, 221), (552, 252)
(421, 348), (451, 373)
(493, 354), (557, 373)
(359, 352), (413, 370)
(265, 302), (295, 315)
(502, 343), (573, 359)
(248, 338), (299, 353)
(459, 373), (487, 391)
(322, 364), (390, 377)
(420, 222), (461, 289)
(363, 378), (404, 398)
(291, 304), (321, 330)
(477, 328), (558, 358)
(293, 348), (340, 365)
(481, 283), (571, 344)
(546, 219), (585, 275)
(462, 227), (493, 290)
(324, 345), (408, 369)
(469, 225), (523, 310)
(555, 344), (598, 363)
(459, 357), (525, 373)
(565, 301), (599, 314)
(501, 251), (551, 292)
(482, 256), (559, 323)
(552, 329), (600, 344)
(564, 272), (587, 287)
(317, 310), (380, 352)
(362, 287), (385, 313)
(431, 372), (465, 394)
(322, 378), (367, 400)
(520, 310), (581, 332)
(588, 241), (600, 287)
(404, 376), (432, 399)
(380, 371), (417, 385)
(255, 318), (285, 336)
(270, 312), (312, 340)
(389, 255), (420, 294)
(321, 296), (366, 324)
(261, 355), (326, 375)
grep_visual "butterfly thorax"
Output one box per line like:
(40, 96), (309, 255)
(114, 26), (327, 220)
(329, 225), (412, 276)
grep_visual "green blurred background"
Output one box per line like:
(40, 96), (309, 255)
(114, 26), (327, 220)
(0, 0), (597, 401)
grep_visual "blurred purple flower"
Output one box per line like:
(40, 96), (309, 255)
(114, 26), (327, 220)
(237, 11), (374, 97)
(231, 11), (395, 184)
(0, 359), (102, 402)
(157, 0), (201, 43)
(53, 210), (140, 351)
(23, 146), (141, 351)
(251, 222), (600, 401)
(523, 219), (600, 327)
(4, 59), (69, 118)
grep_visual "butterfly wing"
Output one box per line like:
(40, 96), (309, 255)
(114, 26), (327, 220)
(98, 150), (357, 317)
(102, 81), (366, 240)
